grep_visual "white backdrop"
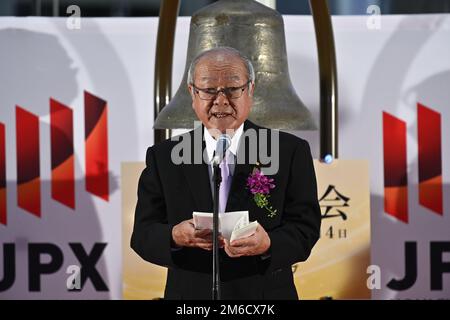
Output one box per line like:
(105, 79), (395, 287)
(0, 18), (157, 299)
(0, 14), (449, 299)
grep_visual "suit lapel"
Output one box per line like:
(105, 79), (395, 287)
(226, 162), (254, 212)
(226, 121), (259, 212)
(182, 126), (213, 212)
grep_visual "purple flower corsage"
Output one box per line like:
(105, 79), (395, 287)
(247, 167), (277, 218)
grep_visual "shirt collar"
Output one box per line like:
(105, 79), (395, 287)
(204, 123), (244, 163)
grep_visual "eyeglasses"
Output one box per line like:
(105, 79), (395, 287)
(192, 80), (251, 100)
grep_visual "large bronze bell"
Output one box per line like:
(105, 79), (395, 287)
(154, 0), (317, 130)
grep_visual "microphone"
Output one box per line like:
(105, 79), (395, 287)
(212, 134), (231, 165)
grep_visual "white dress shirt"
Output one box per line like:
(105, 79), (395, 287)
(203, 123), (244, 194)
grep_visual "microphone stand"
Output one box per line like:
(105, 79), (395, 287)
(210, 134), (230, 300)
(212, 162), (221, 300)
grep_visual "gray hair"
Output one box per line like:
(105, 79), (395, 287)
(186, 47), (255, 87)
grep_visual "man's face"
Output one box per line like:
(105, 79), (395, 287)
(189, 54), (254, 136)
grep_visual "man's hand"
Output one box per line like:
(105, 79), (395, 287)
(172, 219), (224, 251)
(224, 224), (271, 258)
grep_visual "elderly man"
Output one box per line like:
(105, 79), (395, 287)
(131, 47), (321, 300)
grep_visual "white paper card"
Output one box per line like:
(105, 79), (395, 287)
(193, 211), (258, 241)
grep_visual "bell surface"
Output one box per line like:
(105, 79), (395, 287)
(154, 0), (317, 130)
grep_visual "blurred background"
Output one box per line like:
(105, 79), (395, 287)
(1, 0), (450, 17)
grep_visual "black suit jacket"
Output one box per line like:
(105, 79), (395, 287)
(131, 121), (321, 300)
